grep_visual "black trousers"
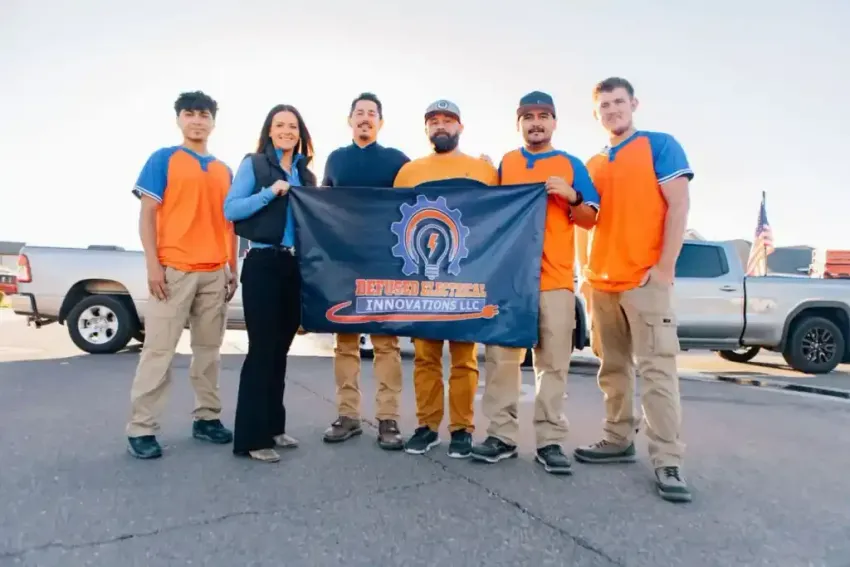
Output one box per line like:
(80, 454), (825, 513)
(233, 247), (301, 454)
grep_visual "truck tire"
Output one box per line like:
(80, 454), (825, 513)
(718, 346), (761, 363)
(67, 295), (136, 354)
(782, 316), (845, 374)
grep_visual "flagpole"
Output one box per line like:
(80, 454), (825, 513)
(761, 191), (767, 275)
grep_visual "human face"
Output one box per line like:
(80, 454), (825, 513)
(593, 87), (638, 136)
(269, 110), (300, 152)
(177, 108), (214, 142)
(518, 109), (556, 148)
(348, 99), (383, 143)
(425, 113), (463, 153)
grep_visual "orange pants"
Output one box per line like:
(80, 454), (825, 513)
(413, 339), (478, 432)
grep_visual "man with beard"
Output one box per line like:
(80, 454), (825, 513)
(321, 92), (410, 450)
(393, 99), (498, 459)
(126, 90), (237, 459)
(573, 77), (693, 503)
(470, 91), (599, 475)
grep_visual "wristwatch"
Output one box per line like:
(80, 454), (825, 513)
(569, 191), (584, 206)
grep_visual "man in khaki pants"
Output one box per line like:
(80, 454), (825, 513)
(126, 91), (238, 459)
(319, 93), (409, 450)
(573, 77), (694, 503)
(471, 91), (599, 474)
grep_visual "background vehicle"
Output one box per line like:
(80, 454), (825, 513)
(12, 241), (850, 374)
(0, 265), (17, 302)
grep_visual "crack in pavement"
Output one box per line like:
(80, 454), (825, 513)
(0, 478), (443, 560)
(289, 377), (626, 567)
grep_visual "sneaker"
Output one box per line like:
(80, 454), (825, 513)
(470, 436), (518, 464)
(127, 435), (162, 459)
(323, 416), (363, 443)
(404, 426), (440, 455)
(249, 448), (281, 463)
(447, 429), (473, 459)
(536, 445), (573, 475)
(655, 466), (692, 503)
(192, 419), (233, 444)
(274, 433), (299, 449)
(573, 439), (636, 464)
(377, 419), (404, 451)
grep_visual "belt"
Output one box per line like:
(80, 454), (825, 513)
(250, 245), (296, 256)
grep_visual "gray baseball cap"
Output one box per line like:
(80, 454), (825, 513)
(424, 99), (461, 123)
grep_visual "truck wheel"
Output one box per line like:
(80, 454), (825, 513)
(718, 346), (761, 363)
(67, 295), (136, 354)
(782, 316), (845, 374)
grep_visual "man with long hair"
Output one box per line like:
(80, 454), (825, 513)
(574, 77), (693, 503)
(320, 93), (410, 450)
(393, 100), (499, 459)
(126, 91), (237, 459)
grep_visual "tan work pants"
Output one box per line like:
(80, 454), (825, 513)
(333, 333), (403, 421)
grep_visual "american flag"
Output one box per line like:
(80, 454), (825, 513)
(745, 191), (774, 276)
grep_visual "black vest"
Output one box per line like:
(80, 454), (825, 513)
(233, 144), (317, 246)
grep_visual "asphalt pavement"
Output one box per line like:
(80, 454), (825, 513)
(1, 315), (850, 566)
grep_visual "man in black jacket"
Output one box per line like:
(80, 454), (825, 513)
(321, 93), (410, 450)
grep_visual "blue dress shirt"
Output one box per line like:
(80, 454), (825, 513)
(223, 148), (303, 249)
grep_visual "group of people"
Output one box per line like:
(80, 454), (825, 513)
(125, 76), (694, 504)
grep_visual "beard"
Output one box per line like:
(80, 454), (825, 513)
(430, 132), (459, 154)
(525, 129), (551, 148)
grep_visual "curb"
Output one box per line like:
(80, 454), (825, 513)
(679, 369), (850, 400)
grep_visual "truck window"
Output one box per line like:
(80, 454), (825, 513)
(676, 244), (729, 278)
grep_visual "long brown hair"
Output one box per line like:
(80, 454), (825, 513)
(255, 104), (314, 165)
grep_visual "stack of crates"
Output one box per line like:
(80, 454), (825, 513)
(810, 249), (850, 279)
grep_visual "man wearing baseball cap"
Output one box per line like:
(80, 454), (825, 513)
(471, 90), (600, 475)
(393, 99), (499, 460)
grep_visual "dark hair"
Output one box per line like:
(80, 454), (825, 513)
(174, 91), (218, 118)
(255, 104), (314, 165)
(592, 77), (635, 100)
(349, 92), (383, 118)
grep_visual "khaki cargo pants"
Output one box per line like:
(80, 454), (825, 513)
(482, 289), (575, 448)
(334, 333), (403, 421)
(591, 278), (685, 467)
(126, 267), (228, 437)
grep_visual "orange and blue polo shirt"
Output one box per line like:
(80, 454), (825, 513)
(499, 147), (599, 292)
(393, 152), (499, 188)
(132, 146), (233, 272)
(585, 130), (694, 292)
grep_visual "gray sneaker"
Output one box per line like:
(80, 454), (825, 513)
(573, 439), (637, 464)
(655, 466), (692, 503)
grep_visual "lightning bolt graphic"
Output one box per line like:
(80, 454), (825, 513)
(427, 233), (439, 259)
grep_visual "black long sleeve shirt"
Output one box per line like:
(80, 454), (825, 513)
(321, 141), (410, 188)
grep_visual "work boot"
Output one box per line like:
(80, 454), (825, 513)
(323, 416), (363, 443)
(127, 435), (162, 459)
(377, 419), (404, 450)
(573, 439), (637, 464)
(655, 466), (692, 503)
(192, 419), (233, 444)
(535, 445), (573, 475)
(471, 436), (518, 464)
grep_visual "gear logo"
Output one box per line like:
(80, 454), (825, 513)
(390, 195), (470, 280)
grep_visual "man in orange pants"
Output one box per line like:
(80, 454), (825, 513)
(392, 99), (499, 459)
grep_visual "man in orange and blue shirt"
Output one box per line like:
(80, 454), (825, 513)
(393, 99), (499, 459)
(573, 77), (693, 503)
(126, 91), (238, 460)
(471, 91), (599, 475)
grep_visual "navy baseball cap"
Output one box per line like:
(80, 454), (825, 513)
(424, 99), (461, 123)
(517, 91), (556, 117)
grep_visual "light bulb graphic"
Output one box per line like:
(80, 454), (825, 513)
(415, 223), (450, 280)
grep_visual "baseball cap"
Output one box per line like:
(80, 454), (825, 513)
(424, 99), (461, 123)
(517, 91), (556, 117)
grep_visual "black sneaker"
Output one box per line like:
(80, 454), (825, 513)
(128, 435), (162, 459)
(655, 466), (692, 503)
(536, 445), (573, 475)
(470, 436), (518, 464)
(404, 426), (440, 455)
(192, 419), (233, 444)
(447, 429), (473, 459)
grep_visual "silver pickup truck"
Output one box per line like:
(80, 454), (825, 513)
(10, 240), (850, 374)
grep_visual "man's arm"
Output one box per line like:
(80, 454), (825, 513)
(651, 133), (694, 277)
(567, 156), (600, 230)
(133, 148), (170, 299)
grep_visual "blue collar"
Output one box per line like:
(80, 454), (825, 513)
(520, 146), (566, 169)
(274, 148), (303, 168)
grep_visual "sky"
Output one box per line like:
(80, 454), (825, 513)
(1, 0), (848, 251)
